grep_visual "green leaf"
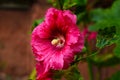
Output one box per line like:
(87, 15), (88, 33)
(89, 5), (120, 30)
(47, 0), (65, 9)
(89, 19), (120, 31)
(114, 40), (120, 58)
(90, 8), (111, 22)
(28, 68), (36, 80)
(90, 0), (120, 23)
(89, 0), (120, 31)
(90, 54), (120, 67)
(91, 26), (119, 49)
(63, 65), (84, 80)
(107, 71), (120, 80)
(77, 12), (86, 24)
(63, 0), (87, 10)
(74, 0), (87, 6)
(31, 18), (44, 32)
(52, 70), (64, 80)
(110, 0), (120, 19)
(52, 64), (84, 80)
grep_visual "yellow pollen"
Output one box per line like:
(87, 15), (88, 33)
(51, 38), (60, 46)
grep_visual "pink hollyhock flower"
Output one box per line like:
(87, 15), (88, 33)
(83, 27), (97, 41)
(36, 63), (52, 80)
(31, 8), (84, 78)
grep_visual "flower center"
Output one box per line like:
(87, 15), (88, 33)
(51, 36), (65, 48)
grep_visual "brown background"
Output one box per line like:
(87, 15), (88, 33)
(0, 0), (51, 79)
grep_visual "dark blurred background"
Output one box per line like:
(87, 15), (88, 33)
(0, 0), (34, 9)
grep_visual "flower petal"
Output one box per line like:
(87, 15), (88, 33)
(49, 52), (64, 70)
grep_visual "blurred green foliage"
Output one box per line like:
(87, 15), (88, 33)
(52, 65), (84, 80)
(89, 0), (120, 58)
(31, 18), (44, 32)
(107, 71), (120, 80)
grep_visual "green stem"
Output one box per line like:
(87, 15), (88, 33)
(87, 58), (94, 80)
(57, 0), (63, 10)
(85, 42), (94, 80)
